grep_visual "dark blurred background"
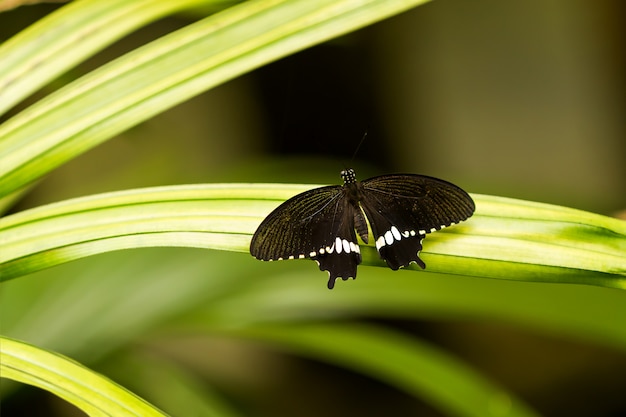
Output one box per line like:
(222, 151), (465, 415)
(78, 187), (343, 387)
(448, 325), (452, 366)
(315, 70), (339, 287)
(1, 1), (625, 416)
(2, 0), (624, 214)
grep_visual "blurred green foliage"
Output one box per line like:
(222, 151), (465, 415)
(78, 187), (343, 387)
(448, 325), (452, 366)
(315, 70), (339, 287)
(1, 1), (625, 417)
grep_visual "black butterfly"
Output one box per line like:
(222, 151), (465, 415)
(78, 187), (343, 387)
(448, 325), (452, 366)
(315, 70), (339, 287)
(250, 169), (475, 289)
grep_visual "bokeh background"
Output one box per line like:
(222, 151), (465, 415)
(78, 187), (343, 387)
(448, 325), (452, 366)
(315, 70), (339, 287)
(1, 1), (625, 416)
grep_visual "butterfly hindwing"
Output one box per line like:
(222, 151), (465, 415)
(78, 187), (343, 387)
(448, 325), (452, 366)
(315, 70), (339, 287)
(359, 174), (475, 270)
(310, 200), (362, 289)
(359, 207), (426, 270)
(250, 186), (362, 288)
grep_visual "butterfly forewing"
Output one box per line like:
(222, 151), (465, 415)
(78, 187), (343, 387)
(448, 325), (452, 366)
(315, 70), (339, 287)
(250, 186), (343, 261)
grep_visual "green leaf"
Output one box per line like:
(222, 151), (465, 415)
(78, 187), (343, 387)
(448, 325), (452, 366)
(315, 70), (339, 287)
(104, 351), (246, 417)
(2, 2), (624, 415)
(218, 323), (542, 417)
(1, 184), (624, 290)
(0, 336), (168, 417)
(0, 0), (217, 116)
(0, 0), (431, 198)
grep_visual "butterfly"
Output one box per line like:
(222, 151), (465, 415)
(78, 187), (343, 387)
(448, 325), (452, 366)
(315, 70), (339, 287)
(250, 169), (475, 289)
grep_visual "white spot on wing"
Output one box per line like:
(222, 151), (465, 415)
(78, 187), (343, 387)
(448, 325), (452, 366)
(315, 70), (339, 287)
(335, 237), (343, 254)
(384, 230), (394, 245)
(376, 236), (385, 250)
(391, 226), (401, 241)
(342, 239), (350, 253)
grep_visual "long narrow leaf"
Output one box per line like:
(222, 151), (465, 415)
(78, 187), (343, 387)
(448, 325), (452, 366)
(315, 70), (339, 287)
(1, 184), (624, 289)
(0, 336), (168, 417)
(218, 323), (541, 417)
(0, 0), (430, 198)
(0, 0), (219, 116)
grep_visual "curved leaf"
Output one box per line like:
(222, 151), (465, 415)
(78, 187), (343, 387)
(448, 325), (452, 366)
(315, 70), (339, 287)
(0, 336), (168, 417)
(0, 0), (216, 116)
(0, 0), (430, 198)
(218, 323), (542, 417)
(1, 185), (624, 290)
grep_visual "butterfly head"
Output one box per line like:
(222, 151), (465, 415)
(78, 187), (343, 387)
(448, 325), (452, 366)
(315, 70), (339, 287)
(340, 168), (357, 185)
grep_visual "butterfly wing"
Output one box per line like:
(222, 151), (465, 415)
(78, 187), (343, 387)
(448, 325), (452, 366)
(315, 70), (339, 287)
(359, 174), (475, 270)
(250, 186), (362, 288)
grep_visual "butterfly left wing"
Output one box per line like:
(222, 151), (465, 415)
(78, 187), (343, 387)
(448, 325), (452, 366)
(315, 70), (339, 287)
(250, 186), (362, 289)
(359, 174), (475, 270)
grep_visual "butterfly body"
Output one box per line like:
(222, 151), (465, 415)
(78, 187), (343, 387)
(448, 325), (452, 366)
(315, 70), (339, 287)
(250, 169), (474, 289)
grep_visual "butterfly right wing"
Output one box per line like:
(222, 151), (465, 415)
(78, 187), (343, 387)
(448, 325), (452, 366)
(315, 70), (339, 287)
(359, 174), (475, 270)
(250, 186), (362, 288)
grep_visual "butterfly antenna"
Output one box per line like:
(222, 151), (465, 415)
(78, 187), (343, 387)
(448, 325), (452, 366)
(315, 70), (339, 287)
(350, 130), (368, 163)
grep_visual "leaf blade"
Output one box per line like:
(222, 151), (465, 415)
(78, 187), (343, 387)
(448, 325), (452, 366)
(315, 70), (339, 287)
(0, 336), (169, 417)
(1, 185), (624, 291)
(0, 0), (431, 198)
